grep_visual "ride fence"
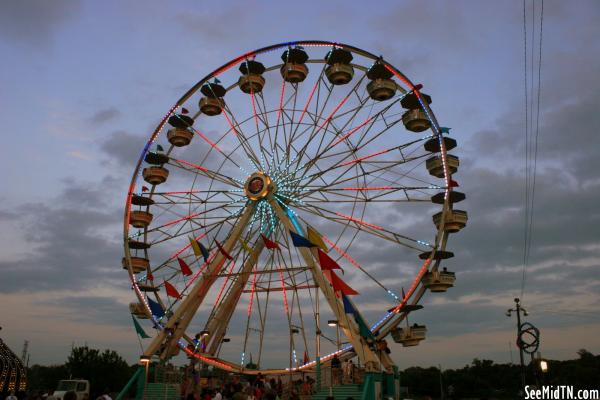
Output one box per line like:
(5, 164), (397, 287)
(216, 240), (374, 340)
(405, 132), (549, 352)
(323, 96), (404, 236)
(274, 363), (365, 399)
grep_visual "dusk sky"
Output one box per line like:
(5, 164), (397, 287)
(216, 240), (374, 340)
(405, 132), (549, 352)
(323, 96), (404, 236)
(1, 0), (599, 371)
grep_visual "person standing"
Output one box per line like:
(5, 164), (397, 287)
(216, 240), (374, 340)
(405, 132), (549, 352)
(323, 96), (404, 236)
(347, 359), (354, 384)
(331, 354), (341, 385)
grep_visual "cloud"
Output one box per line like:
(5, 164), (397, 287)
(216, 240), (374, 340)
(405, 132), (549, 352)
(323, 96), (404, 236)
(90, 107), (121, 125)
(0, 0), (81, 47)
(100, 130), (147, 167)
(0, 177), (124, 293)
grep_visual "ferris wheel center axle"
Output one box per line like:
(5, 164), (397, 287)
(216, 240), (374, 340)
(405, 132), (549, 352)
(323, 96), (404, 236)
(244, 172), (277, 200)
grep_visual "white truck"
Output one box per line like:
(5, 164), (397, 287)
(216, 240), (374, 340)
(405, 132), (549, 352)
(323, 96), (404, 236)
(48, 379), (90, 400)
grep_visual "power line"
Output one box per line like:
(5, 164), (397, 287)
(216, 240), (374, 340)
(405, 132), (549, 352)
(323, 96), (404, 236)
(521, 0), (544, 301)
(521, 0), (529, 300)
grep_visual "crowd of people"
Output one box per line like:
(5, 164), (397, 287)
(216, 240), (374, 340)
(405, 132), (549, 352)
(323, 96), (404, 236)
(182, 373), (285, 400)
(180, 360), (360, 400)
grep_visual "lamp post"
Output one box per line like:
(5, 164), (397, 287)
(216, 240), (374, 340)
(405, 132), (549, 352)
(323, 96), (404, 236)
(327, 320), (340, 350)
(289, 327), (299, 385)
(506, 298), (528, 387)
(139, 355), (151, 391)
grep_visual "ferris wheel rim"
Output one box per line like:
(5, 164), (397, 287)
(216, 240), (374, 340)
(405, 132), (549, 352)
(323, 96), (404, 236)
(122, 40), (458, 373)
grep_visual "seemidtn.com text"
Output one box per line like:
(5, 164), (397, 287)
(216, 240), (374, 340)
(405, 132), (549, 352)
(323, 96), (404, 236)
(525, 386), (599, 399)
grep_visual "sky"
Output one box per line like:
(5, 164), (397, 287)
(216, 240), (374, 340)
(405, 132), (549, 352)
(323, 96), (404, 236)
(0, 0), (599, 371)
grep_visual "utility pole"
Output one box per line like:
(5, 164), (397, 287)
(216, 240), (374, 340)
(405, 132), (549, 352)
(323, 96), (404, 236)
(21, 340), (29, 364)
(439, 364), (444, 400)
(506, 297), (528, 388)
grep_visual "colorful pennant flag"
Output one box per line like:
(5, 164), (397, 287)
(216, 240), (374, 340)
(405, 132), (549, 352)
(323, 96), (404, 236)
(290, 230), (316, 248)
(326, 270), (358, 295)
(189, 237), (209, 262)
(177, 257), (193, 276)
(353, 311), (376, 343)
(147, 297), (164, 318)
(261, 234), (280, 250)
(307, 226), (328, 252)
(449, 179), (459, 188)
(342, 294), (356, 314)
(156, 144), (164, 152)
(215, 239), (233, 260)
(189, 236), (202, 257)
(141, 186), (149, 192)
(440, 127), (451, 134)
(147, 272), (154, 281)
(181, 107), (189, 114)
(164, 281), (181, 299)
(317, 249), (342, 270)
(199, 242), (210, 262)
(132, 315), (150, 338)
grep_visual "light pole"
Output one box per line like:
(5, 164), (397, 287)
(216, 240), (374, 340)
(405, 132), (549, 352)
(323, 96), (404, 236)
(327, 320), (340, 350)
(506, 297), (528, 387)
(289, 327), (299, 385)
(439, 364), (444, 400)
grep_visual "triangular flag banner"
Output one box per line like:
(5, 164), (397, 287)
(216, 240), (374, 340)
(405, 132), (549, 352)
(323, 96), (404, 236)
(147, 297), (164, 318)
(239, 238), (252, 253)
(132, 315), (151, 338)
(440, 127), (451, 134)
(141, 186), (149, 192)
(326, 270), (358, 295)
(181, 107), (189, 114)
(353, 311), (376, 342)
(449, 179), (459, 188)
(307, 226), (328, 252)
(290, 230), (316, 248)
(156, 144), (164, 152)
(199, 242), (210, 262)
(189, 236), (202, 257)
(177, 257), (193, 276)
(164, 281), (181, 299)
(342, 294), (356, 314)
(261, 234), (280, 250)
(215, 240), (233, 260)
(317, 249), (342, 270)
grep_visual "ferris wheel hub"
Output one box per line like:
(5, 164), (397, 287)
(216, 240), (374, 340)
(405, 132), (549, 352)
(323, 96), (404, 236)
(244, 172), (276, 200)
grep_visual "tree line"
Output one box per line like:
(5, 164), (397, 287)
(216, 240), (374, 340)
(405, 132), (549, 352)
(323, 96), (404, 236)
(401, 349), (599, 399)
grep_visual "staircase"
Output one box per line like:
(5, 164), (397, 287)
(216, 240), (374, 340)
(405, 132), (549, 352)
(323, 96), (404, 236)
(143, 383), (179, 400)
(311, 383), (363, 400)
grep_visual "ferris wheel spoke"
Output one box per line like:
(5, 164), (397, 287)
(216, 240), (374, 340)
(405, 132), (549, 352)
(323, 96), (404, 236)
(254, 91), (281, 169)
(300, 77), (370, 171)
(148, 211), (241, 248)
(188, 126), (246, 170)
(168, 158), (243, 188)
(289, 78), (351, 172)
(145, 200), (244, 237)
(293, 202), (430, 252)
(149, 217), (240, 276)
(302, 186), (435, 203)
(221, 102), (266, 169)
(286, 62), (328, 156)
(298, 116), (425, 189)
(299, 150), (435, 198)
(288, 75), (335, 170)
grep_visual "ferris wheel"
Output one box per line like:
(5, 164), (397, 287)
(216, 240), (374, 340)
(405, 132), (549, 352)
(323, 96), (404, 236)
(123, 40), (467, 375)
